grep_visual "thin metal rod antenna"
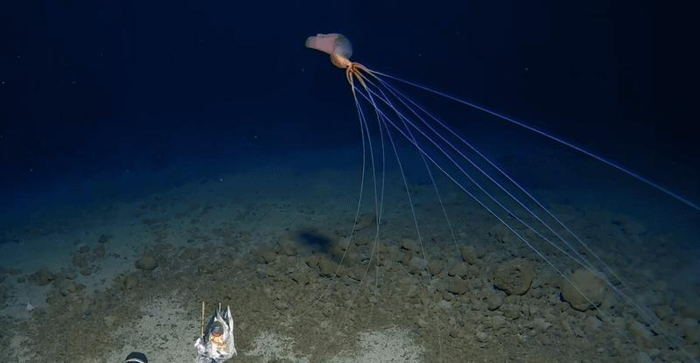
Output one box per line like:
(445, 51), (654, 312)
(200, 301), (205, 337)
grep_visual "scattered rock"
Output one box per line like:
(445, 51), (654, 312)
(446, 278), (469, 295)
(93, 244), (106, 258)
(596, 292), (617, 313)
(627, 320), (654, 349)
(135, 250), (158, 271)
(30, 268), (56, 286)
(447, 262), (468, 279)
(501, 304), (520, 319)
(494, 258), (534, 295)
(78, 245), (90, 254)
(65, 282), (79, 294)
(487, 291), (505, 311)
(400, 239), (420, 253)
(59, 282), (83, 296)
(318, 257), (338, 277)
(447, 261), (469, 279)
(339, 267), (360, 282)
(355, 214), (376, 231)
(97, 234), (112, 243)
(65, 270), (77, 280)
(532, 317), (551, 332)
(45, 291), (60, 306)
(305, 254), (320, 269)
(123, 274), (138, 290)
(264, 266), (277, 278)
(179, 247), (201, 261)
(436, 300), (452, 310)
(258, 248), (277, 264)
(681, 318), (700, 345)
(635, 352), (652, 363)
(448, 329), (465, 340)
(329, 241), (347, 261)
(528, 305), (540, 316)
(489, 224), (516, 244)
(79, 267), (93, 276)
(460, 246), (479, 265)
(72, 252), (88, 269)
(279, 237), (298, 256)
(680, 301), (700, 320)
(407, 257), (425, 275)
(490, 315), (507, 330)
(560, 269), (606, 311)
(274, 300), (289, 310)
(353, 237), (369, 246)
(611, 216), (647, 236)
(5, 267), (22, 275)
(584, 316), (602, 335)
(198, 263), (218, 275)
(427, 259), (445, 276)
(223, 231), (250, 247)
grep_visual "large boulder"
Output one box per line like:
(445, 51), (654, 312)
(135, 250), (158, 271)
(278, 236), (298, 256)
(427, 259), (445, 276)
(489, 224), (517, 244)
(560, 269), (606, 311)
(318, 257), (339, 277)
(494, 258), (534, 295)
(460, 246), (477, 264)
(447, 278), (469, 295)
(30, 268), (56, 286)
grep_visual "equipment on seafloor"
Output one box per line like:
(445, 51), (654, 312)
(125, 351), (148, 363)
(194, 302), (238, 363)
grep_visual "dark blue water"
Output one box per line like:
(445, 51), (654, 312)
(2, 0), (698, 214)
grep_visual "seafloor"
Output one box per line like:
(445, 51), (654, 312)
(0, 147), (698, 363)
